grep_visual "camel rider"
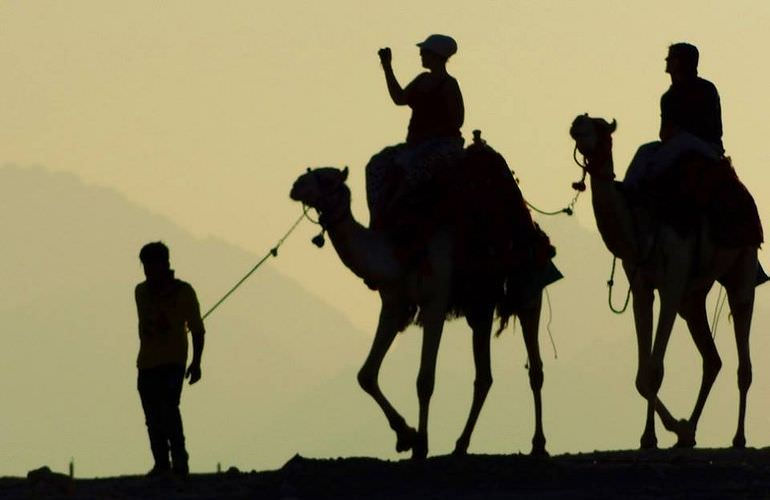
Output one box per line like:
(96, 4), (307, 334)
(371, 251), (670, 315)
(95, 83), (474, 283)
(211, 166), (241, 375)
(624, 43), (724, 190)
(366, 34), (465, 230)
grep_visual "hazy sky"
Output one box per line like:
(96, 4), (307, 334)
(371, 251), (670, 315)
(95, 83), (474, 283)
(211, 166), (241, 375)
(3, 0), (768, 332)
(2, 0), (770, 475)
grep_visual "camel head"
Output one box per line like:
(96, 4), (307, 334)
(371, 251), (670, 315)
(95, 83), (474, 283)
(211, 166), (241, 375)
(569, 114), (616, 162)
(290, 166), (350, 211)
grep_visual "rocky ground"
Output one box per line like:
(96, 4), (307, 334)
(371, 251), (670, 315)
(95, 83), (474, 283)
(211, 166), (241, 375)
(4, 448), (770, 499)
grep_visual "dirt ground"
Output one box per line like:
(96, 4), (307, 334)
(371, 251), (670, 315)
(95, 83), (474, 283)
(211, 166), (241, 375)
(4, 448), (770, 499)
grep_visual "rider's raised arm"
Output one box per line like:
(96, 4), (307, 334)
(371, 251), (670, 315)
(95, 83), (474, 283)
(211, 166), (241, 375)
(384, 66), (408, 105)
(378, 47), (408, 105)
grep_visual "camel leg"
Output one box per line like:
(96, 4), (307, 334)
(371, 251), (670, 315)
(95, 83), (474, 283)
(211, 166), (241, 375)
(412, 304), (447, 460)
(453, 304), (494, 456)
(723, 252), (756, 448)
(409, 233), (454, 460)
(357, 298), (417, 454)
(630, 282), (657, 449)
(645, 283), (685, 448)
(519, 294), (546, 456)
(729, 296), (753, 448)
(667, 289), (722, 448)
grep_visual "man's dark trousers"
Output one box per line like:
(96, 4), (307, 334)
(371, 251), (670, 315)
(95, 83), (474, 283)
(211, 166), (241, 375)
(137, 363), (188, 470)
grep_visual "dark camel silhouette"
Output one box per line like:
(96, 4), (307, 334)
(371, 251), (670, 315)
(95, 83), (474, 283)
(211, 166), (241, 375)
(291, 165), (554, 458)
(570, 115), (760, 449)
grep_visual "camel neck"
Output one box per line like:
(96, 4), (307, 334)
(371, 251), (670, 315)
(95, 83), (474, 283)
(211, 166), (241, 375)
(589, 158), (638, 262)
(324, 214), (403, 286)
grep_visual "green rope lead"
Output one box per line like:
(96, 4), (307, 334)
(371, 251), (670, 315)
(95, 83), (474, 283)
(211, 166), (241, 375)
(544, 288), (558, 360)
(607, 256), (632, 314)
(711, 285), (728, 340)
(201, 208), (308, 321)
(524, 188), (583, 217)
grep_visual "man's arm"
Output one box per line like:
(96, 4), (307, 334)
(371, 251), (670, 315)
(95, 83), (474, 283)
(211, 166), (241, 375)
(378, 48), (408, 105)
(135, 285), (146, 337)
(659, 91), (678, 141)
(184, 284), (206, 385)
(186, 329), (204, 385)
(707, 82), (723, 151)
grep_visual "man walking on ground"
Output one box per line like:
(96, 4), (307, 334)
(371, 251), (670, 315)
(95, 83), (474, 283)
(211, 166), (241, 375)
(135, 241), (206, 476)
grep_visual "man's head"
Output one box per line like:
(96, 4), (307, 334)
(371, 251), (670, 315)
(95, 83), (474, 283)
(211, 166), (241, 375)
(139, 241), (170, 281)
(666, 42), (699, 77)
(417, 34), (457, 68)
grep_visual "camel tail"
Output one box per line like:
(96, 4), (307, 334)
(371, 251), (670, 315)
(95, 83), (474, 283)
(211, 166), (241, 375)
(496, 259), (563, 337)
(495, 314), (512, 337)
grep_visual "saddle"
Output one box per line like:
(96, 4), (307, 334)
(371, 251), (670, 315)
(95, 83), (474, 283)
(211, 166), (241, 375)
(640, 153), (763, 248)
(381, 134), (555, 278)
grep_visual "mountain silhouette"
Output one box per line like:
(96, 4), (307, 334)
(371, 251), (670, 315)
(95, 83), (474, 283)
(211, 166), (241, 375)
(1, 165), (769, 478)
(0, 165), (370, 476)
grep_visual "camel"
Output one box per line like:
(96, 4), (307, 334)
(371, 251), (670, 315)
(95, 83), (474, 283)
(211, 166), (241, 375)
(290, 164), (555, 459)
(569, 114), (761, 449)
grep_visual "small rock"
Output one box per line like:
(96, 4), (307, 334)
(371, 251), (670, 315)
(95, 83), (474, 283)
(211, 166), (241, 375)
(27, 465), (75, 495)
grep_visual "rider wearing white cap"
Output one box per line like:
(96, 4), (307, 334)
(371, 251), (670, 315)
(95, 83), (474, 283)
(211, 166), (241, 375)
(366, 34), (464, 230)
(417, 34), (458, 60)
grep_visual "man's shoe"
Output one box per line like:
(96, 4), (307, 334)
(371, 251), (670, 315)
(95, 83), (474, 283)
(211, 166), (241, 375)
(146, 464), (171, 477)
(172, 462), (189, 477)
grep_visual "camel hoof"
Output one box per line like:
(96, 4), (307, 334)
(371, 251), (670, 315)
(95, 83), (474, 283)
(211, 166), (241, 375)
(452, 446), (468, 457)
(531, 435), (548, 457)
(674, 438), (696, 449)
(674, 437), (696, 448)
(411, 433), (428, 461)
(640, 433), (658, 450)
(732, 435), (746, 449)
(453, 438), (469, 457)
(395, 426), (418, 453)
(673, 419), (696, 448)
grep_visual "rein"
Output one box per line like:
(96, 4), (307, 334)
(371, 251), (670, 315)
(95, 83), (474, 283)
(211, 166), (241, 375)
(570, 144), (590, 194)
(199, 206), (309, 322)
(607, 257), (632, 314)
(521, 145), (587, 217)
(301, 204), (327, 247)
(606, 199), (663, 315)
(575, 142), (616, 182)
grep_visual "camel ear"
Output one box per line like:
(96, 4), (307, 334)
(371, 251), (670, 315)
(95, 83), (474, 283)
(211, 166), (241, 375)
(307, 167), (312, 173)
(609, 119), (617, 133)
(341, 166), (349, 180)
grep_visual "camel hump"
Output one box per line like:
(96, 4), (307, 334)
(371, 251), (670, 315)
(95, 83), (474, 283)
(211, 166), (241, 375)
(374, 133), (560, 323)
(385, 134), (556, 263)
(647, 155), (763, 248)
(373, 134), (557, 284)
(457, 140), (555, 258)
(699, 158), (763, 247)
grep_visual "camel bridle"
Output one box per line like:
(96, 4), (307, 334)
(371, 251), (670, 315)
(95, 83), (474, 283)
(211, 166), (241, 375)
(302, 168), (351, 248)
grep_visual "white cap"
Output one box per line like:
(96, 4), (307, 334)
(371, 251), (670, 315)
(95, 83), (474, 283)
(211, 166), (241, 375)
(416, 34), (457, 59)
